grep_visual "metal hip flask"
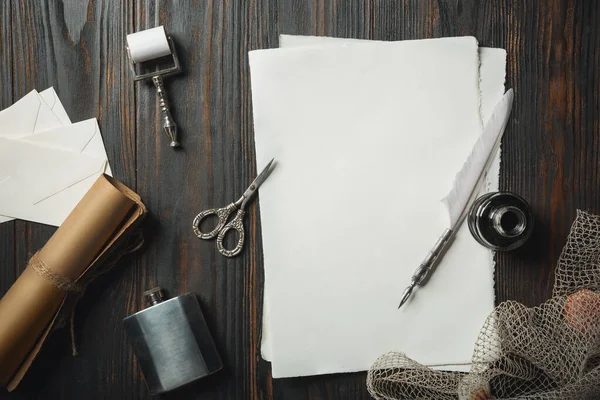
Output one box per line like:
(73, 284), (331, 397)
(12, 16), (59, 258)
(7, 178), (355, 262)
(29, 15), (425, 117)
(124, 288), (222, 395)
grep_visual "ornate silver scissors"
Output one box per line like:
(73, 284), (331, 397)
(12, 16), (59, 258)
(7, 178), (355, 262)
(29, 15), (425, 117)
(192, 158), (275, 257)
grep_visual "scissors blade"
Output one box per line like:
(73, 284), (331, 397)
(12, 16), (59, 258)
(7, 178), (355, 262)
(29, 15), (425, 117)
(241, 158), (275, 200)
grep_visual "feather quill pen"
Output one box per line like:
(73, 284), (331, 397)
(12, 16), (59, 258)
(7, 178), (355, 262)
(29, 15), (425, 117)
(398, 89), (514, 309)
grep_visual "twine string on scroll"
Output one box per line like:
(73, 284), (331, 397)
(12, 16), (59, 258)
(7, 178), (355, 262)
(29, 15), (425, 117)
(367, 210), (600, 399)
(0, 175), (148, 392)
(31, 253), (83, 293)
(29, 231), (145, 356)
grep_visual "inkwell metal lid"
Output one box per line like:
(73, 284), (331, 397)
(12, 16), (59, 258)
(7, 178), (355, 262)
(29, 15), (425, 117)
(467, 192), (534, 251)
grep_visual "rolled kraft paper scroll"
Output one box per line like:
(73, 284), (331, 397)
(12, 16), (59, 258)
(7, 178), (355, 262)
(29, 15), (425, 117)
(0, 174), (146, 388)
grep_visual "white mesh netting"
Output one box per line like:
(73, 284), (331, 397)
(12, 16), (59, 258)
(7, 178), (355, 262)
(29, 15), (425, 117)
(367, 210), (600, 400)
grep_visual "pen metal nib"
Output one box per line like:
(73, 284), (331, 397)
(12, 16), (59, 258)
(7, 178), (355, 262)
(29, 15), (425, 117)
(398, 284), (414, 309)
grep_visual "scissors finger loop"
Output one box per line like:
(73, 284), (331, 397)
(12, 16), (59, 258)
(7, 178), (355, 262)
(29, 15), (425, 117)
(216, 210), (246, 257)
(192, 203), (237, 239)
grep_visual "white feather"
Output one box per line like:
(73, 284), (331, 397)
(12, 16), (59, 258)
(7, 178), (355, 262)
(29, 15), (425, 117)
(442, 89), (514, 228)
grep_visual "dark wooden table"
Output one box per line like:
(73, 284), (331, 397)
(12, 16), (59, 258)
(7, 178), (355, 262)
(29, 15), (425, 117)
(0, 1), (598, 399)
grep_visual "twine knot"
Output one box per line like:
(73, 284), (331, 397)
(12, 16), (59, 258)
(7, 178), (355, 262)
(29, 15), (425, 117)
(28, 232), (144, 356)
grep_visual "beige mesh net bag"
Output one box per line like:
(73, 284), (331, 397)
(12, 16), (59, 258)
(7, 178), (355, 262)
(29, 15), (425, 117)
(367, 210), (600, 400)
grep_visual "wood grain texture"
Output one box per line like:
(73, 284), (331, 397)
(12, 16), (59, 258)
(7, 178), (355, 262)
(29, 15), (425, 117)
(0, 0), (15, 299)
(0, 0), (599, 399)
(4, 0), (137, 399)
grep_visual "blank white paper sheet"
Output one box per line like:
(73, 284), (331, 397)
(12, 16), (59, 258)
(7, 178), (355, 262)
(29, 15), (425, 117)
(250, 36), (505, 378)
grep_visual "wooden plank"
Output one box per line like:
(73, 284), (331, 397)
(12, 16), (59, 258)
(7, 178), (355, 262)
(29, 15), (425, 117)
(0, 0), (11, 104)
(278, 0), (371, 39)
(492, 0), (595, 306)
(133, 0), (276, 398)
(245, 2), (279, 399)
(6, 0), (137, 398)
(0, 0), (15, 298)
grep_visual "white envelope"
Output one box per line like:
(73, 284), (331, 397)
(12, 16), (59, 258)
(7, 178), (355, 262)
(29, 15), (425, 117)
(0, 89), (68, 223)
(12, 118), (112, 226)
(39, 87), (72, 125)
(20, 118), (109, 164)
(0, 90), (64, 139)
(0, 90), (111, 226)
(0, 137), (107, 223)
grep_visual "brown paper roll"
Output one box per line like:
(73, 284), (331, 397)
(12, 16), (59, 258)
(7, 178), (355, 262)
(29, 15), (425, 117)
(0, 174), (146, 388)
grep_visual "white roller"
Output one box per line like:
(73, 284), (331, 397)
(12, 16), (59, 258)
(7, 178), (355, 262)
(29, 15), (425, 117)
(127, 26), (171, 63)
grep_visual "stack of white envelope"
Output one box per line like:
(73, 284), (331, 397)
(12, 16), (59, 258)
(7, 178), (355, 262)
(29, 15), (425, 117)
(250, 35), (508, 378)
(0, 88), (110, 227)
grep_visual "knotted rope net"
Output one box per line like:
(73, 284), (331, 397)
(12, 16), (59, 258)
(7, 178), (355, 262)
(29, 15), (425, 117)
(367, 210), (600, 400)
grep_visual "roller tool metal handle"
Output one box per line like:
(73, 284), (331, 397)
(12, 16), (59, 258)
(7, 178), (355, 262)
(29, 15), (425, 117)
(152, 75), (179, 148)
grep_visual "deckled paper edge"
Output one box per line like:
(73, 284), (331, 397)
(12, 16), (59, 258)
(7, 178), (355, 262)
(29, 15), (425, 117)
(480, 47), (508, 311)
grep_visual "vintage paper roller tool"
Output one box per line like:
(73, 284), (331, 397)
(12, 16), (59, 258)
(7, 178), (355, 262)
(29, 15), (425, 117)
(126, 26), (181, 148)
